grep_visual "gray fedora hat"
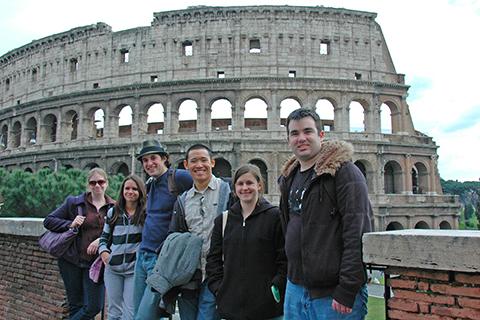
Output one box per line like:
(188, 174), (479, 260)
(136, 139), (167, 160)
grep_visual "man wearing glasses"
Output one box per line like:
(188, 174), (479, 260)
(169, 144), (231, 320)
(133, 139), (193, 320)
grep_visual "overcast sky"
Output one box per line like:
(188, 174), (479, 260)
(1, 0), (479, 181)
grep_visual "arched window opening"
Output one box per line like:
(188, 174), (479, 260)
(25, 167), (33, 173)
(413, 162), (428, 194)
(62, 164), (73, 170)
(12, 121), (21, 148)
(65, 111), (78, 141)
(147, 103), (165, 134)
(118, 105), (133, 137)
(84, 163), (99, 170)
(386, 222), (404, 231)
(414, 221), (430, 229)
(211, 99), (232, 131)
(0, 125), (7, 149)
(315, 99), (335, 131)
(279, 98), (301, 127)
(213, 158), (232, 178)
(25, 117), (37, 145)
(115, 162), (129, 177)
(439, 221), (452, 229)
(179, 100), (198, 133)
(355, 161), (367, 178)
(354, 159), (373, 192)
(244, 98), (268, 130)
(349, 101), (365, 132)
(380, 103), (392, 134)
(93, 108), (105, 138)
(249, 159), (269, 194)
(43, 114), (57, 143)
(384, 161), (402, 194)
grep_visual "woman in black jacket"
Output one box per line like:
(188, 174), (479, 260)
(206, 164), (287, 320)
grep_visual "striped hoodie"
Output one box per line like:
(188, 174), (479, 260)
(98, 207), (143, 274)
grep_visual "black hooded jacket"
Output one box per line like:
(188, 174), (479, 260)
(206, 198), (287, 320)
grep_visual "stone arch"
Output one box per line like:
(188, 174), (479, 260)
(87, 107), (105, 138)
(349, 99), (368, 132)
(279, 98), (302, 127)
(84, 162), (99, 170)
(213, 157), (232, 178)
(42, 113), (57, 143)
(211, 98), (232, 131)
(439, 221), (452, 229)
(0, 125), (7, 149)
(24, 167), (33, 173)
(12, 121), (21, 148)
(248, 158), (269, 194)
(414, 221), (430, 229)
(380, 103), (392, 134)
(412, 161), (429, 194)
(178, 99), (198, 133)
(354, 159), (373, 192)
(62, 164), (74, 170)
(25, 117), (38, 145)
(147, 103), (165, 134)
(315, 98), (335, 131)
(111, 161), (129, 176)
(117, 104), (133, 137)
(244, 97), (268, 130)
(386, 221), (404, 231)
(65, 110), (79, 140)
(380, 100), (401, 134)
(384, 160), (403, 194)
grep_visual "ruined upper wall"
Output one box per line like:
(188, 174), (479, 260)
(0, 5), (401, 108)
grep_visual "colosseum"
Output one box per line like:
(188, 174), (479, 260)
(0, 5), (459, 230)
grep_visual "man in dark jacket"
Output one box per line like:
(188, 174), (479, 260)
(279, 108), (372, 319)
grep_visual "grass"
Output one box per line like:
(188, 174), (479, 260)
(367, 296), (386, 320)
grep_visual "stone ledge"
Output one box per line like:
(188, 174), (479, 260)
(363, 229), (480, 273)
(0, 218), (46, 237)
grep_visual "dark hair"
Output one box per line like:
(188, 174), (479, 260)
(285, 108), (322, 135)
(111, 174), (147, 226)
(185, 143), (213, 161)
(233, 164), (264, 199)
(161, 154), (171, 168)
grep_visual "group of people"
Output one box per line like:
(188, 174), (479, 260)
(43, 108), (373, 320)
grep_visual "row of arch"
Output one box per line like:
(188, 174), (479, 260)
(386, 220), (452, 230)
(0, 94), (403, 149)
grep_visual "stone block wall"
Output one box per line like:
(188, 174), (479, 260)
(0, 232), (67, 319)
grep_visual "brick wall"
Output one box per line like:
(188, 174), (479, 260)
(386, 267), (480, 320)
(0, 233), (67, 319)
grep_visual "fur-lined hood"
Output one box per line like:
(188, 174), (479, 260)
(281, 140), (354, 178)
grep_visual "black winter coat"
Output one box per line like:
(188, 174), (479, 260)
(206, 198), (287, 320)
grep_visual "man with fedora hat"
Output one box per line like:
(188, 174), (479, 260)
(133, 139), (192, 319)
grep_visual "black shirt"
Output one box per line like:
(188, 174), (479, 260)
(284, 165), (315, 285)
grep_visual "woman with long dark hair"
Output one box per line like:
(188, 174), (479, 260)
(207, 164), (287, 320)
(44, 168), (115, 319)
(98, 174), (146, 320)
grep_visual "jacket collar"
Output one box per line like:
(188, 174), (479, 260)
(281, 140), (354, 178)
(229, 197), (275, 217)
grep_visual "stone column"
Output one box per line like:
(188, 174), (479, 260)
(267, 91), (280, 131)
(336, 94), (349, 132)
(403, 154), (413, 195)
(131, 97), (141, 137)
(231, 94), (244, 130)
(369, 95), (381, 133)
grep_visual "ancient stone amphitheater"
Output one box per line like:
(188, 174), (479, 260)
(0, 5), (459, 230)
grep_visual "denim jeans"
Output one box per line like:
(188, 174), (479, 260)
(104, 266), (135, 320)
(133, 250), (168, 320)
(57, 257), (105, 320)
(177, 280), (220, 320)
(284, 280), (368, 320)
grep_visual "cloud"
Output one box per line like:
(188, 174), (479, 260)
(406, 77), (432, 102)
(444, 107), (480, 133)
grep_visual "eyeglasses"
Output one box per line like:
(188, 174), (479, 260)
(89, 180), (106, 187)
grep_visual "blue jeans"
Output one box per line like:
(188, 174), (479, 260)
(57, 258), (105, 320)
(177, 280), (220, 320)
(284, 280), (368, 320)
(133, 250), (168, 320)
(104, 266), (135, 320)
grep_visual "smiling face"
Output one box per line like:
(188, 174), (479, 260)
(88, 172), (108, 197)
(234, 172), (261, 204)
(287, 116), (324, 166)
(123, 179), (140, 204)
(141, 153), (167, 178)
(184, 148), (215, 188)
